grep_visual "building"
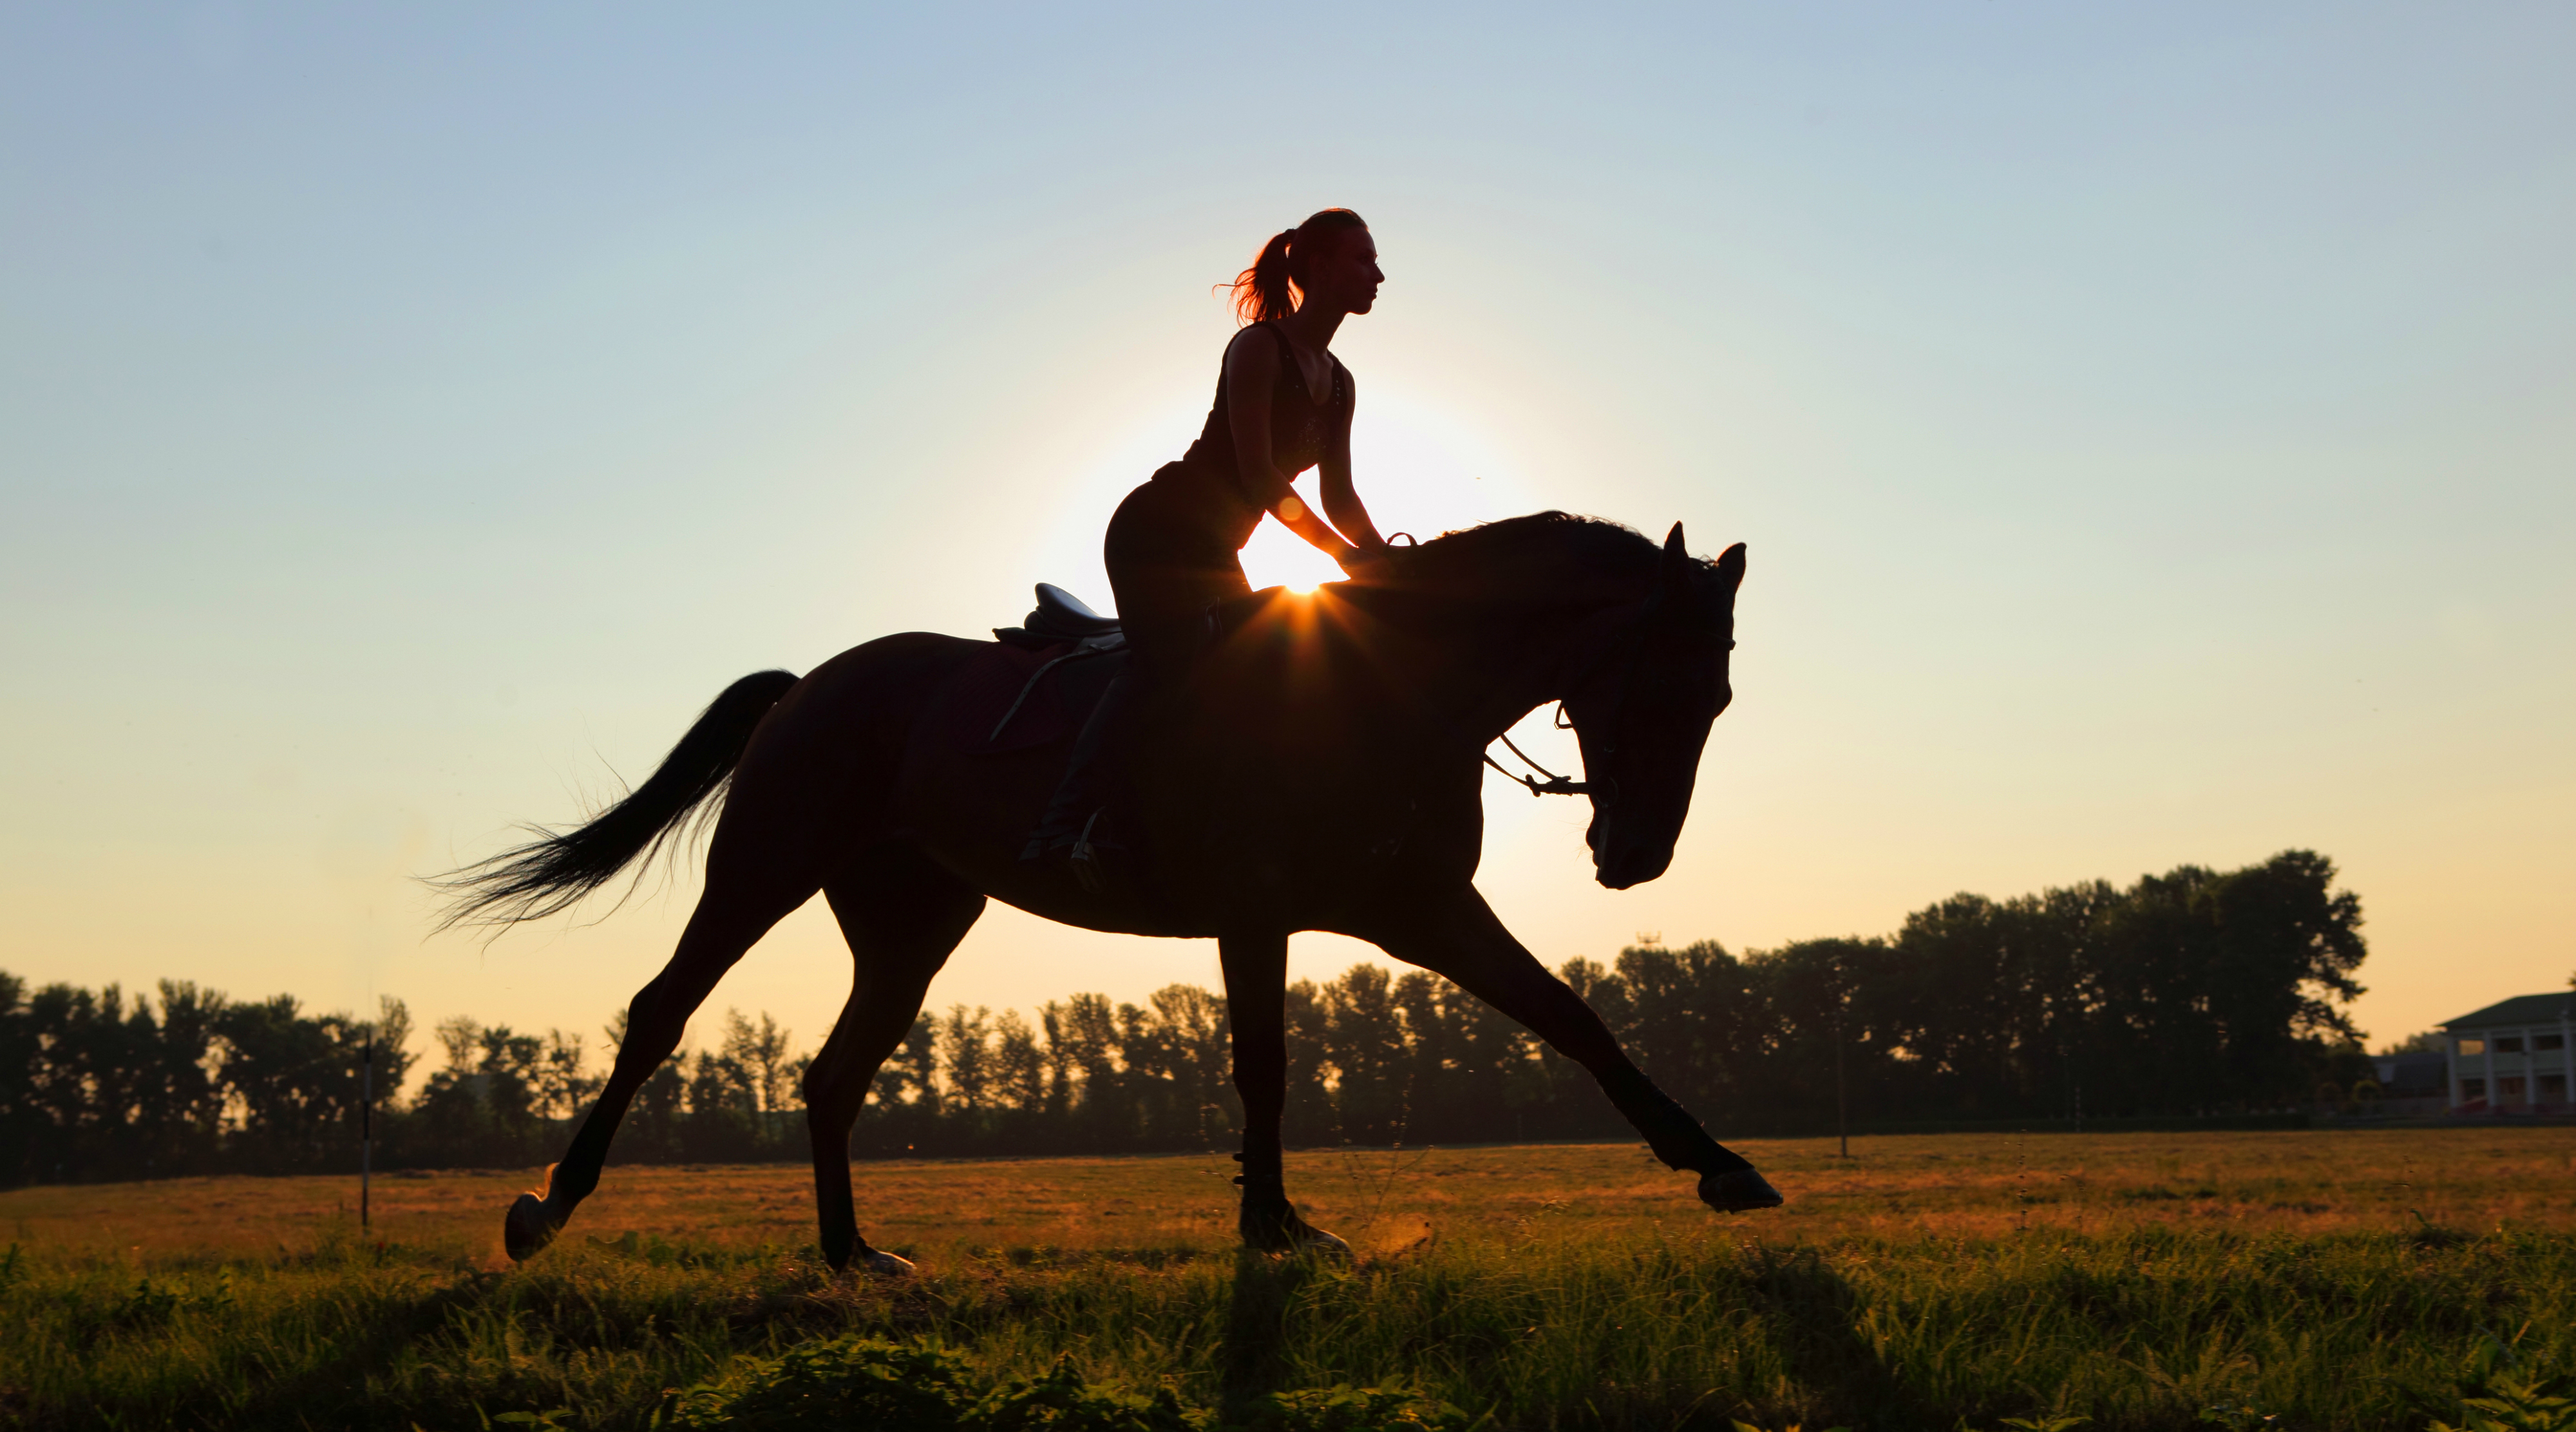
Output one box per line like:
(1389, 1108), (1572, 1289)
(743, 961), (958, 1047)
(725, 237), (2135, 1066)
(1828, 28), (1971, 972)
(2441, 992), (2576, 1114)
(2367, 1050), (2449, 1115)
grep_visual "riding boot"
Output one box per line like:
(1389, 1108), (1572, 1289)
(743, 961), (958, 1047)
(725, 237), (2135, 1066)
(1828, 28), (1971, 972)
(1019, 666), (1139, 886)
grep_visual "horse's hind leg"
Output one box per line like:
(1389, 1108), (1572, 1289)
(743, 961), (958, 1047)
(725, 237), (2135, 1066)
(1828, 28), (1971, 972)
(503, 858), (820, 1261)
(804, 847), (986, 1273)
(1359, 885), (1783, 1214)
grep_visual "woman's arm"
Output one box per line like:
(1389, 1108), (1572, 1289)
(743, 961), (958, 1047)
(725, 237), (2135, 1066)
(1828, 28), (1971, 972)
(1316, 370), (1385, 564)
(1225, 332), (1366, 563)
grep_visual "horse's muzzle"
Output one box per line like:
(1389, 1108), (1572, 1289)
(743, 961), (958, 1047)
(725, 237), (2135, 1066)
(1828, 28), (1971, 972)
(1591, 836), (1674, 891)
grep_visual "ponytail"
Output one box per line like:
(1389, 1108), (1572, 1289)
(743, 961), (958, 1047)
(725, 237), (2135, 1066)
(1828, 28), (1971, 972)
(1232, 230), (1300, 326)
(1227, 208), (1369, 325)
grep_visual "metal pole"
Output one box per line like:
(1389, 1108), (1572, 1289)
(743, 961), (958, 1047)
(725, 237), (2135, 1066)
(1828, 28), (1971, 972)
(361, 1032), (373, 1232)
(1833, 1001), (1850, 1159)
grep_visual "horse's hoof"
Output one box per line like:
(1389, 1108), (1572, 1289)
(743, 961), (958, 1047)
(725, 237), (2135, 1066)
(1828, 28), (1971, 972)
(504, 1192), (562, 1261)
(1700, 1167), (1785, 1213)
(1242, 1202), (1352, 1259)
(855, 1248), (915, 1277)
(1291, 1223), (1353, 1259)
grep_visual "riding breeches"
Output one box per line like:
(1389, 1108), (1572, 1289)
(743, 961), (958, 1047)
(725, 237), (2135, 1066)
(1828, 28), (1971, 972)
(1103, 469), (1256, 677)
(1022, 474), (1253, 856)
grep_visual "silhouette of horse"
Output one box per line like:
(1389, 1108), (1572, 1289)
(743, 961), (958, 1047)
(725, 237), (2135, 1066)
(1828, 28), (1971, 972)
(442, 511), (1781, 1273)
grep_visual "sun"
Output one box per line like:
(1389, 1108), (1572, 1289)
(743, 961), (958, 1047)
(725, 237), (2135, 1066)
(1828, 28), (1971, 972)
(1233, 389), (1533, 594)
(1236, 500), (1347, 594)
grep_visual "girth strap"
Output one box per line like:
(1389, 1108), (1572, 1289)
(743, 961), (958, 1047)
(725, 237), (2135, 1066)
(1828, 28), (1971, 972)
(988, 635), (1124, 744)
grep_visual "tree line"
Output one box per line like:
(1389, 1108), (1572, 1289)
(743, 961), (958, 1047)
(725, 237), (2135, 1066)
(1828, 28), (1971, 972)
(0, 849), (2370, 1187)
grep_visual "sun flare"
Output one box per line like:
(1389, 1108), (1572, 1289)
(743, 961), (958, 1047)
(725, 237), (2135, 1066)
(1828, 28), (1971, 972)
(1230, 390), (1529, 596)
(1237, 512), (1343, 594)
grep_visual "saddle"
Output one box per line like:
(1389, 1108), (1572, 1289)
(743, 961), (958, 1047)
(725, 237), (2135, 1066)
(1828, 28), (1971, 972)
(945, 585), (1128, 755)
(993, 583), (1124, 648)
(953, 582), (1306, 755)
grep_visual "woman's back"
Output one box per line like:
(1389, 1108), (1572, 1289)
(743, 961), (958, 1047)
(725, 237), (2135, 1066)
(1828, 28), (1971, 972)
(1160, 321), (1352, 543)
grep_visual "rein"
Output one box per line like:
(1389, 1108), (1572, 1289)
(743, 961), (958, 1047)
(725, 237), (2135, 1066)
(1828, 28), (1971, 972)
(1479, 585), (1665, 802)
(1483, 720), (1592, 798)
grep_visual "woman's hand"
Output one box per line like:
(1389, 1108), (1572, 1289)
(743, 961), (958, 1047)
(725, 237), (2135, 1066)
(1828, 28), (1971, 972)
(1336, 543), (1393, 579)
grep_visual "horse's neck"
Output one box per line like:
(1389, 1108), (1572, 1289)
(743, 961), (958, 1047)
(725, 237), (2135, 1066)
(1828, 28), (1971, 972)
(1429, 589), (1640, 746)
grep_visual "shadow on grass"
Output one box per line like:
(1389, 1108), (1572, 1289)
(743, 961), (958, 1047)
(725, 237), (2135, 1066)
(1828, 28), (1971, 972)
(141, 1268), (515, 1432)
(1218, 1252), (1316, 1421)
(1743, 1247), (1940, 1430)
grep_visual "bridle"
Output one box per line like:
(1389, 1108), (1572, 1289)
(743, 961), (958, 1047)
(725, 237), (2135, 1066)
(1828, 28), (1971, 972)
(1484, 713), (1597, 798)
(1479, 586), (1667, 802)
(1479, 570), (1737, 804)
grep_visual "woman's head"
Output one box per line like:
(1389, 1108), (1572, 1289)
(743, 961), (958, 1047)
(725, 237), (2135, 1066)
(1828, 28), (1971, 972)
(1229, 209), (1379, 325)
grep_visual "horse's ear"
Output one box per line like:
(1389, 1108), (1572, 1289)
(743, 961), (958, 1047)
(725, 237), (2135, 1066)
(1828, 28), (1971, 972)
(1656, 522), (1690, 595)
(1716, 542), (1746, 591)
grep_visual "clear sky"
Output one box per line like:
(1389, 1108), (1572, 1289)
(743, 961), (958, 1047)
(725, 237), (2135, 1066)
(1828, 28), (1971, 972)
(4, 3), (2570, 1087)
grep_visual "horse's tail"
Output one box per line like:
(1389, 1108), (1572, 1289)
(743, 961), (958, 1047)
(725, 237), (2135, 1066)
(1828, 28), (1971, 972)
(431, 669), (801, 932)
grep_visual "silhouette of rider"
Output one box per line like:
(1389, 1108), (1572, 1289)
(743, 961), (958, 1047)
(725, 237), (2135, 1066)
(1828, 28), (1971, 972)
(1023, 209), (1392, 890)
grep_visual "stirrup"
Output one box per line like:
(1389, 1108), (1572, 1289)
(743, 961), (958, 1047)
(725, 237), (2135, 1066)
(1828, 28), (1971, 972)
(1068, 810), (1112, 896)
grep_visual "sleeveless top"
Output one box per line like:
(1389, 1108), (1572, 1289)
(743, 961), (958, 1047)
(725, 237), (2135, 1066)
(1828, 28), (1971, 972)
(1155, 321), (1354, 548)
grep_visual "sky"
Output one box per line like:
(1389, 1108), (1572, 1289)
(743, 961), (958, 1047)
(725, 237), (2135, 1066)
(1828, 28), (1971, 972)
(3, 3), (2570, 1090)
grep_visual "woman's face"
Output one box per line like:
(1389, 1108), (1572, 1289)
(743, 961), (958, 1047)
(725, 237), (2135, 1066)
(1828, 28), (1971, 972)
(1303, 228), (1383, 316)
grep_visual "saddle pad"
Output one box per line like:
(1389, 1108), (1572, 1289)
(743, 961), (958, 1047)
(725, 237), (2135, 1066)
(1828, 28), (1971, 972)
(941, 640), (1123, 755)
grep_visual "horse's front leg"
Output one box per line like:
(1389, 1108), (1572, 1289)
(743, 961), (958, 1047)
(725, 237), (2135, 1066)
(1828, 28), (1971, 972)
(1358, 885), (1783, 1214)
(1217, 930), (1350, 1256)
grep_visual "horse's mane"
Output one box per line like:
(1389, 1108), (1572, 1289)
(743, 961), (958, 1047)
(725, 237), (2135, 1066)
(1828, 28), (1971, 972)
(1394, 511), (1663, 608)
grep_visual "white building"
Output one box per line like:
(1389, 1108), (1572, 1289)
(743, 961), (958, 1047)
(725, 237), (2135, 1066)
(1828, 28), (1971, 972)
(2441, 992), (2576, 1114)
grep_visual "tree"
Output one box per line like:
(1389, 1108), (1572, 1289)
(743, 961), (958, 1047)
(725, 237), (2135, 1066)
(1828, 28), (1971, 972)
(134, 980), (228, 1174)
(627, 1050), (690, 1160)
(1036, 1001), (1078, 1118)
(0, 845), (2378, 1185)
(940, 1006), (994, 1117)
(368, 996), (417, 1107)
(991, 1009), (1047, 1115)
(1615, 938), (1765, 1116)
(476, 1025), (546, 1133)
(723, 1010), (796, 1120)
(1281, 980), (1333, 1144)
(1118, 984), (1231, 1147)
(1321, 965), (1407, 1143)
(1431, 976), (1544, 1142)
(885, 1013), (940, 1115)
(1882, 886), (2105, 1117)
(536, 1029), (598, 1122)
(406, 1016), (549, 1168)
(1056, 994), (1122, 1138)
(687, 1033), (761, 1158)
(214, 994), (372, 1172)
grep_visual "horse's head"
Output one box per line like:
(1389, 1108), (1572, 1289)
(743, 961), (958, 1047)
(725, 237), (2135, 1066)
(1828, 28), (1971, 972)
(1560, 522), (1746, 890)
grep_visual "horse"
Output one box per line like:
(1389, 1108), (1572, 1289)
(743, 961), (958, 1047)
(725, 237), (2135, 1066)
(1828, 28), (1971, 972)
(440, 511), (1781, 1274)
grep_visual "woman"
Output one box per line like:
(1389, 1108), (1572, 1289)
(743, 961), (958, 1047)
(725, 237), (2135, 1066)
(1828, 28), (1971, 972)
(1024, 208), (1392, 890)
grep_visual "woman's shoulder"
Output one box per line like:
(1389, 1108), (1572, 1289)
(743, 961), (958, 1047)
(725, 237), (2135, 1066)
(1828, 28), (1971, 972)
(1223, 319), (1294, 350)
(1222, 322), (1287, 373)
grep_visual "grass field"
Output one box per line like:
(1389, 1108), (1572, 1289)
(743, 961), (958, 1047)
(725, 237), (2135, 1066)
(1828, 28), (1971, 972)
(3, 1128), (2572, 1430)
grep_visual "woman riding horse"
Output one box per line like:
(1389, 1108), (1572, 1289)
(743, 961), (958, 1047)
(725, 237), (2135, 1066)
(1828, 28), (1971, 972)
(457, 212), (1785, 1274)
(1023, 208), (1392, 890)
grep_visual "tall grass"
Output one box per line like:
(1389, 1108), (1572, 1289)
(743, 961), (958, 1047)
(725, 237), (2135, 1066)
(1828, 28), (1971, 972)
(1, 1129), (2568, 1429)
